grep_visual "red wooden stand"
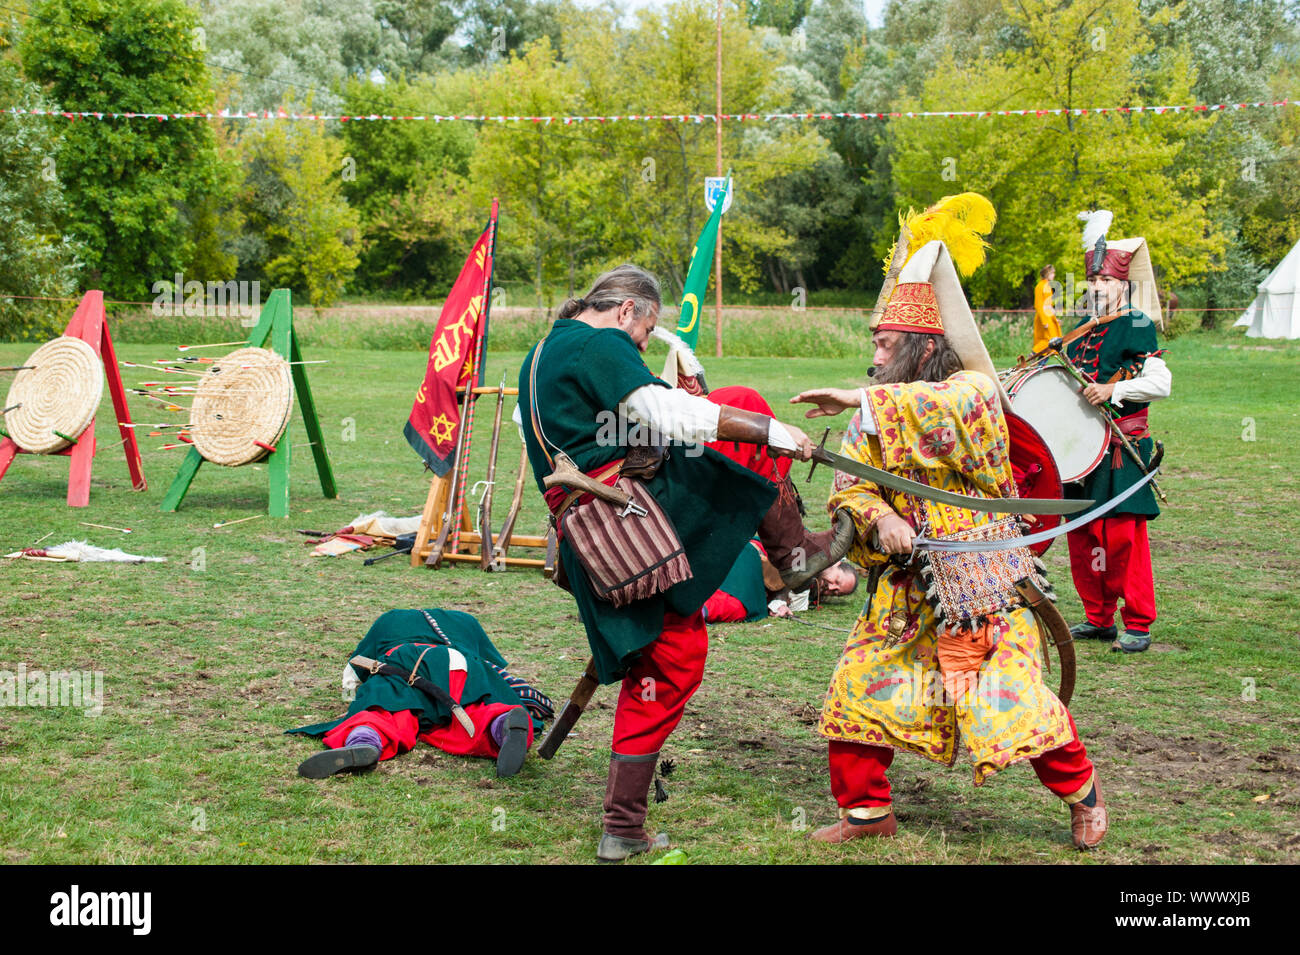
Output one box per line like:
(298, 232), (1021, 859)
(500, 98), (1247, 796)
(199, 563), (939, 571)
(0, 291), (146, 507)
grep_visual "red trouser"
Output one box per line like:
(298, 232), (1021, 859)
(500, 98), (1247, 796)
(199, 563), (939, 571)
(611, 610), (708, 757)
(1067, 514), (1157, 633)
(703, 591), (749, 623)
(829, 713), (1095, 809)
(322, 670), (533, 760)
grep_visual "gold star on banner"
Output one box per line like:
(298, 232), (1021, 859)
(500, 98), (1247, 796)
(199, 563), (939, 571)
(428, 414), (455, 445)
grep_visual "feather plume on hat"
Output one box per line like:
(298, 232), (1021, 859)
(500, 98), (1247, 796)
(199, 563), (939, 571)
(872, 193), (997, 329)
(1078, 209), (1113, 250)
(883, 192), (997, 279)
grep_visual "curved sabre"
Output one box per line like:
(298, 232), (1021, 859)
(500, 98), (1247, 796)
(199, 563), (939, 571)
(912, 468), (1160, 553)
(807, 441), (1094, 516)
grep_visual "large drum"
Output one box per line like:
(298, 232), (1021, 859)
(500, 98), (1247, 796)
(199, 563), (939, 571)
(1001, 363), (1108, 484)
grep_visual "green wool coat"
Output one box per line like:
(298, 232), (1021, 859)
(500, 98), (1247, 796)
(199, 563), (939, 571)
(714, 541), (769, 622)
(520, 319), (776, 684)
(1064, 307), (1163, 519)
(288, 609), (540, 737)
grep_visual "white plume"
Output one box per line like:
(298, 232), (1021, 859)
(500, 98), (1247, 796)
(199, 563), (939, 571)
(1078, 209), (1113, 251)
(649, 325), (704, 376)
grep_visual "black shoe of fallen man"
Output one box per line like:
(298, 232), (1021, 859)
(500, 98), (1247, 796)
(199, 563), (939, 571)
(297, 744), (380, 779)
(1069, 621), (1118, 642)
(495, 707), (531, 778)
(1111, 630), (1152, 653)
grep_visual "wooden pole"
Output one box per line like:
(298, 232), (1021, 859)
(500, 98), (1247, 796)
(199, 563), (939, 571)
(714, 0), (724, 359)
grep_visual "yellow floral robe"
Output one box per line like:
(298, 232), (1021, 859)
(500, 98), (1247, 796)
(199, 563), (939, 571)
(822, 371), (1073, 784)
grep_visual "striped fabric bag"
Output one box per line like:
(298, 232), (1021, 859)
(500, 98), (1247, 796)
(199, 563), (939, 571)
(558, 476), (693, 607)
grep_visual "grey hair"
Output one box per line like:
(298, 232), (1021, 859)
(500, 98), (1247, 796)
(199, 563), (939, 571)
(557, 264), (662, 321)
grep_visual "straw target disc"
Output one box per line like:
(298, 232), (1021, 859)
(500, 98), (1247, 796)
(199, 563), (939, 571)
(3, 336), (104, 454)
(190, 347), (293, 467)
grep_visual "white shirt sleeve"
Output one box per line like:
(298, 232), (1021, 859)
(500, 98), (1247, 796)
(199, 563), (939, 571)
(1111, 355), (1172, 405)
(857, 389), (877, 435)
(622, 384), (795, 450)
(622, 384), (719, 444)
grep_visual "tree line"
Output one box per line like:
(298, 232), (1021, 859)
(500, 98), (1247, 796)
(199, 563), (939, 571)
(2, 0), (1298, 338)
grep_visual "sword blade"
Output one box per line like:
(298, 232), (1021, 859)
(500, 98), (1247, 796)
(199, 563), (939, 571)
(810, 448), (1093, 516)
(913, 467), (1160, 553)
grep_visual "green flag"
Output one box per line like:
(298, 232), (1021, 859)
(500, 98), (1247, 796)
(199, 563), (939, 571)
(676, 174), (731, 349)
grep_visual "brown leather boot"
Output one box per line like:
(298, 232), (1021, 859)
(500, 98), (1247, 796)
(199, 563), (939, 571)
(810, 810), (898, 843)
(597, 753), (670, 862)
(758, 480), (855, 590)
(1070, 779), (1108, 850)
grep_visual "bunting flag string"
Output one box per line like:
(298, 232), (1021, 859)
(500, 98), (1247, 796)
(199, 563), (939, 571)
(2, 99), (1293, 124)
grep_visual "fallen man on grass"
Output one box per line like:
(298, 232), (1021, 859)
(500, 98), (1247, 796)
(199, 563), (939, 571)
(287, 609), (553, 779)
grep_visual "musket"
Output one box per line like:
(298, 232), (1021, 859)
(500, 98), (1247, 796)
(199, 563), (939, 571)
(1044, 338), (1168, 504)
(479, 376), (507, 571)
(428, 382), (476, 567)
(490, 442), (530, 569)
(537, 657), (600, 759)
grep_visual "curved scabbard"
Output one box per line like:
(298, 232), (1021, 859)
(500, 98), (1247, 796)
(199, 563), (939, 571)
(1014, 579), (1075, 707)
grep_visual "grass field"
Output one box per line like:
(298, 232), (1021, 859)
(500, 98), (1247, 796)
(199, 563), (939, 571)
(0, 329), (1296, 864)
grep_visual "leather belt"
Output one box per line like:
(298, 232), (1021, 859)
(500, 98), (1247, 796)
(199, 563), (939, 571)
(350, 653), (476, 736)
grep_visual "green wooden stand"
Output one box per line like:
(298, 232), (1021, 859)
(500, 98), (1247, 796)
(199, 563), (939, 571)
(160, 289), (337, 516)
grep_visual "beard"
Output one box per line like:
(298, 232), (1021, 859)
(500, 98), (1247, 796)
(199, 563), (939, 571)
(871, 350), (923, 384)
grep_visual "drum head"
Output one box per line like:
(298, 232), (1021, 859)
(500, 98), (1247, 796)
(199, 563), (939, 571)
(1004, 365), (1108, 483)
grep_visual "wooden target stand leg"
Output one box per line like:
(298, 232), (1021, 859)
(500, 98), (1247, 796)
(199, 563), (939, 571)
(0, 290), (146, 507)
(159, 288), (337, 516)
(410, 385), (547, 569)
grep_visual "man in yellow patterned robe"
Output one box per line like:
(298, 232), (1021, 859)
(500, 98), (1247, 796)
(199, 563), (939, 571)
(793, 235), (1107, 850)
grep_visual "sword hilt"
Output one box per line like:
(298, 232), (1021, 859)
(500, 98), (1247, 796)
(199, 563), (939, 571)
(806, 427), (831, 483)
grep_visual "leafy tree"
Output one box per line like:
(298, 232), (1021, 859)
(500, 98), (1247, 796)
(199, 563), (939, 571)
(889, 0), (1226, 307)
(203, 0), (407, 113)
(20, 0), (234, 300)
(744, 0), (810, 34)
(0, 53), (81, 337)
(560, 1), (836, 297)
(466, 37), (616, 305)
(339, 74), (477, 296)
(234, 114), (361, 306)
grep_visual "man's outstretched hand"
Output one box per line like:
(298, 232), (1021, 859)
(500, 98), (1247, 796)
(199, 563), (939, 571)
(790, 387), (861, 419)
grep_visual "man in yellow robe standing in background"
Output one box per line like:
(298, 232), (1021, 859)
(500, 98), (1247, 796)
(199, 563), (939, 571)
(1032, 264), (1062, 353)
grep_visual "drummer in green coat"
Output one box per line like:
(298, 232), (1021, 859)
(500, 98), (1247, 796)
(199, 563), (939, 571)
(1066, 212), (1172, 654)
(520, 264), (814, 861)
(288, 609), (553, 779)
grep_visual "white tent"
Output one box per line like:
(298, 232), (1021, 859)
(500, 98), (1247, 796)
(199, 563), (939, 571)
(1235, 239), (1300, 339)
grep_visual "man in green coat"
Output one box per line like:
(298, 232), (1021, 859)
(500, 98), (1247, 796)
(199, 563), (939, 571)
(1067, 212), (1172, 654)
(520, 264), (813, 861)
(288, 609), (552, 779)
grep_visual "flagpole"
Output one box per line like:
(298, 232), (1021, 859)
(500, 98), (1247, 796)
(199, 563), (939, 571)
(450, 198), (499, 557)
(714, 0), (724, 359)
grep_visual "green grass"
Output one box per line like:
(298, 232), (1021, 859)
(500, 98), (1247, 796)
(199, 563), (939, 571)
(0, 329), (1296, 864)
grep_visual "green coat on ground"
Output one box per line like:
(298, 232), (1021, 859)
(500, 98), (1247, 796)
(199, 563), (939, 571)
(288, 609), (541, 737)
(519, 318), (776, 684)
(714, 540), (769, 622)
(1064, 306), (1163, 519)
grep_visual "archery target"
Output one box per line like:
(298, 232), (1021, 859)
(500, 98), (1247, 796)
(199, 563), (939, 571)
(190, 347), (293, 467)
(3, 336), (104, 454)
